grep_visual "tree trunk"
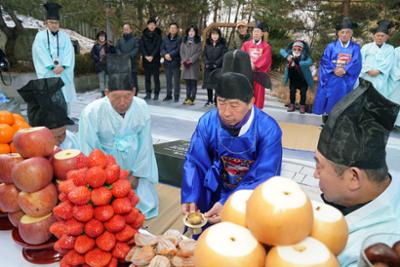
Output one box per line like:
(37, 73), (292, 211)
(213, 0), (219, 23)
(342, 0), (351, 16)
(0, 7), (23, 66)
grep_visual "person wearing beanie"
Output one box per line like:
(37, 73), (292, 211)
(359, 20), (395, 98)
(140, 18), (162, 100)
(32, 2), (77, 113)
(79, 54), (159, 219)
(181, 50), (282, 225)
(241, 21), (272, 109)
(313, 17), (362, 122)
(280, 40), (314, 113)
(91, 30), (116, 96)
(313, 79), (400, 266)
(18, 77), (78, 150)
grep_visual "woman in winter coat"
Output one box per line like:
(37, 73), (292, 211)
(203, 28), (227, 107)
(180, 26), (202, 105)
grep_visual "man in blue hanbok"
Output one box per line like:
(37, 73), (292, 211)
(360, 20), (395, 98)
(32, 2), (76, 111)
(181, 50), (282, 224)
(17, 78), (79, 150)
(79, 54), (159, 219)
(314, 79), (400, 267)
(313, 17), (362, 119)
(388, 46), (400, 127)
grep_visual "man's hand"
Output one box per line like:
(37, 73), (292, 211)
(165, 54), (172, 61)
(145, 56), (153, 62)
(368, 69), (380, 77)
(182, 202), (197, 215)
(128, 175), (139, 190)
(251, 62), (255, 71)
(334, 67), (346, 77)
(53, 66), (64, 75)
(287, 55), (293, 62)
(204, 202), (223, 224)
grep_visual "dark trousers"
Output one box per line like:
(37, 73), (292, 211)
(206, 88), (217, 103)
(131, 72), (138, 96)
(289, 81), (308, 105)
(144, 67), (160, 95)
(186, 79), (197, 101)
(165, 66), (181, 99)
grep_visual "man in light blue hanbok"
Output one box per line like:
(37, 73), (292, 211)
(32, 2), (76, 109)
(388, 47), (400, 127)
(314, 79), (400, 267)
(79, 54), (159, 219)
(360, 20), (395, 98)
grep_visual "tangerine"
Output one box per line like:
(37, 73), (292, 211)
(0, 124), (15, 144)
(12, 113), (27, 123)
(12, 120), (30, 132)
(0, 111), (15, 125)
(0, 144), (10, 154)
(9, 142), (16, 153)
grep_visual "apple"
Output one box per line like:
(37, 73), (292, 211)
(0, 153), (23, 184)
(265, 237), (340, 267)
(310, 200), (348, 255)
(221, 190), (253, 227)
(194, 221), (266, 267)
(11, 157), (53, 193)
(365, 243), (400, 267)
(246, 176), (313, 246)
(0, 183), (21, 212)
(48, 146), (62, 165)
(18, 213), (55, 245)
(13, 127), (56, 158)
(393, 241), (400, 258)
(18, 183), (58, 217)
(8, 210), (25, 227)
(53, 149), (85, 180)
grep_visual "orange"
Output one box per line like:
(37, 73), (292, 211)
(0, 124), (15, 144)
(0, 110), (15, 125)
(0, 144), (10, 154)
(12, 113), (27, 123)
(9, 142), (16, 153)
(12, 120), (30, 132)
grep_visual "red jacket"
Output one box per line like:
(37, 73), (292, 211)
(242, 40), (272, 73)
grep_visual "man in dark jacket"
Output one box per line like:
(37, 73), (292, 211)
(161, 22), (182, 102)
(91, 31), (116, 96)
(141, 18), (162, 100)
(116, 24), (140, 94)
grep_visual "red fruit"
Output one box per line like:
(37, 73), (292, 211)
(53, 201), (73, 220)
(104, 214), (125, 233)
(86, 167), (106, 188)
(56, 234), (76, 249)
(58, 179), (77, 194)
(68, 168), (88, 186)
(131, 212), (145, 229)
(115, 225), (137, 242)
(85, 248), (112, 267)
(72, 204), (94, 222)
(106, 257), (118, 267)
(50, 221), (68, 239)
(96, 231), (116, 251)
(94, 205), (114, 222)
(63, 249), (85, 266)
(106, 155), (116, 166)
(68, 186), (91, 205)
(74, 235), (95, 254)
(112, 242), (131, 259)
(91, 187), (113, 206)
(111, 179), (131, 198)
(88, 149), (107, 169)
(128, 190), (139, 207)
(58, 192), (68, 202)
(85, 219), (104, 238)
(60, 257), (73, 267)
(124, 208), (139, 224)
(105, 164), (120, 184)
(53, 241), (70, 255)
(65, 218), (84, 236)
(112, 197), (132, 215)
(119, 169), (129, 180)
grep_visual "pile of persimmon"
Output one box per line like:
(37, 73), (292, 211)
(0, 110), (30, 154)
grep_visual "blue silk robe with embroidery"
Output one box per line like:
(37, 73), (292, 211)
(79, 97), (159, 219)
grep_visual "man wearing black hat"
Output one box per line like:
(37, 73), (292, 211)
(79, 54), (159, 219)
(313, 17), (362, 119)
(140, 18), (162, 100)
(181, 50), (282, 224)
(32, 2), (76, 111)
(314, 79), (400, 266)
(17, 77), (78, 149)
(360, 20), (395, 98)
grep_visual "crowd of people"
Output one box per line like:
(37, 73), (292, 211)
(9, 2), (400, 267)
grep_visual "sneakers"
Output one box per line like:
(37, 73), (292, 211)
(287, 103), (295, 112)
(204, 101), (213, 107)
(163, 96), (172, 101)
(300, 105), (306, 114)
(183, 99), (192, 105)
